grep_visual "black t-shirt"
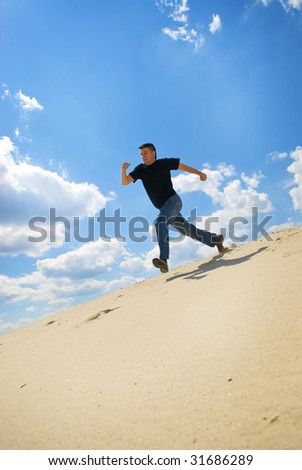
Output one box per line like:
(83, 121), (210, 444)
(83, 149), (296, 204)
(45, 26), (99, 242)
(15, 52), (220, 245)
(129, 158), (180, 209)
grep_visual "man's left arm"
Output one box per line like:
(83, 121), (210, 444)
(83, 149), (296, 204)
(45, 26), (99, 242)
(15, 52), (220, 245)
(178, 162), (207, 181)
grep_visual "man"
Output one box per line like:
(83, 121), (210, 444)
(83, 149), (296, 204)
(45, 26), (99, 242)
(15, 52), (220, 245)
(121, 143), (225, 273)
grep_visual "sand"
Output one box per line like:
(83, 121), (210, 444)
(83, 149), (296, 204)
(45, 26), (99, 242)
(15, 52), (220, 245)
(0, 226), (301, 450)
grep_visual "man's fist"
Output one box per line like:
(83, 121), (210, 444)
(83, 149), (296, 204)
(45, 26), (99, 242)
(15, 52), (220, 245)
(122, 162), (131, 171)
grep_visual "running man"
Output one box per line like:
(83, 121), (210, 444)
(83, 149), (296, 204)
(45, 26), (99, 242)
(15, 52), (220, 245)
(121, 143), (225, 273)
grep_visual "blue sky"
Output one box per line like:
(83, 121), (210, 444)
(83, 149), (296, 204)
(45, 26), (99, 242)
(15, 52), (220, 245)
(1, 0), (302, 333)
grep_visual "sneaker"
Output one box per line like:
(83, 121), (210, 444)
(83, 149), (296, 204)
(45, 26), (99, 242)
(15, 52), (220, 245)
(216, 234), (225, 254)
(152, 258), (169, 273)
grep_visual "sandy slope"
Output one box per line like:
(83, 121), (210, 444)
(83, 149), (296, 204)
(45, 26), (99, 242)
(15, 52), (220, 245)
(0, 226), (301, 450)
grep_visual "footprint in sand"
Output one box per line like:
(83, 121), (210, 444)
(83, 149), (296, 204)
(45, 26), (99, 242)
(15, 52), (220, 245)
(85, 307), (119, 323)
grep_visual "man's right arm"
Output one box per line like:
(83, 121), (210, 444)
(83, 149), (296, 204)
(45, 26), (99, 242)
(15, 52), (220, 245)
(121, 162), (134, 186)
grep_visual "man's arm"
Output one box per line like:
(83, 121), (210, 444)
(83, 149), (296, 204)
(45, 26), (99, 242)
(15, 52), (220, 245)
(178, 162), (207, 181)
(121, 162), (134, 186)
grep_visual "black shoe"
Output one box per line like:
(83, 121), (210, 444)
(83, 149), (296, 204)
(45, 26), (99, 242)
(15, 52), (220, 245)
(152, 258), (169, 273)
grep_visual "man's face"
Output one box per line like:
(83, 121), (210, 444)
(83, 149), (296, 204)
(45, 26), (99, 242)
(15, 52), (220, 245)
(140, 147), (156, 166)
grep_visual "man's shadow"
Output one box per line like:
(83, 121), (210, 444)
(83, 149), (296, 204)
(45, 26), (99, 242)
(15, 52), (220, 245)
(166, 246), (268, 282)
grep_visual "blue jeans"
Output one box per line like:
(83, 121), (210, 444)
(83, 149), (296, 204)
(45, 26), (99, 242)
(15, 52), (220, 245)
(154, 194), (219, 260)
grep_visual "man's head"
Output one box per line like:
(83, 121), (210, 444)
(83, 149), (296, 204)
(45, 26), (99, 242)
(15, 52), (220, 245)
(139, 143), (157, 166)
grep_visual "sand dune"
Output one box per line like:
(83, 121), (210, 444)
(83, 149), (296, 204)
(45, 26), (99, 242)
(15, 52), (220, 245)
(0, 226), (301, 450)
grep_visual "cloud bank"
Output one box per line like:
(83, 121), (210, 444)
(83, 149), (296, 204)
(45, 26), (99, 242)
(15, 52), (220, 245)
(0, 136), (110, 257)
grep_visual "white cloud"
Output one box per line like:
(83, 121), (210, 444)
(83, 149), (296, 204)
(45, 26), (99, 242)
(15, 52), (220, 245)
(173, 162), (273, 217)
(287, 146), (302, 211)
(1, 86), (10, 100)
(268, 219), (295, 232)
(156, 0), (174, 12)
(36, 238), (128, 279)
(169, 0), (190, 24)
(172, 172), (206, 193)
(0, 136), (111, 257)
(0, 224), (66, 257)
(241, 171), (263, 188)
(280, 0), (302, 11)
(162, 26), (205, 49)
(258, 0), (271, 6)
(209, 14), (222, 34)
(218, 178), (272, 213)
(15, 90), (44, 111)
(173, 163), (236, 203)
(0, 317), (34, 334)
(120, 242), (160, 275)
(269, 145), (302, 212)
(120, 256), (150, 273)
(258, 0), (302, 11)
(0, 134), (14, 157)
(157, 0), (205, 49)
(34, 274), (141, 304)
(0, 274), (37, 305)
(267, 150), (288, 161)
(156, 1), (223, 48)
(0, 267), (143, 333)
(169, 235), (208, 268)
(25, 306), (36, 313)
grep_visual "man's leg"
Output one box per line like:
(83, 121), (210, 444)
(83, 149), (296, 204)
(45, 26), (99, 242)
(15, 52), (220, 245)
(153, 194), (182, 271)
(171, 214), (224, 252)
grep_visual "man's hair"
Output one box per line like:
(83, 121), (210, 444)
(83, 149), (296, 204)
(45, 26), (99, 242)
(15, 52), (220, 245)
(139, 143), (157, 159)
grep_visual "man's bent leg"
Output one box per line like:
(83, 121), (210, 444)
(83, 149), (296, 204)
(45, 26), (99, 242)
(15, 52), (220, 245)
(171, 214), (220, 248)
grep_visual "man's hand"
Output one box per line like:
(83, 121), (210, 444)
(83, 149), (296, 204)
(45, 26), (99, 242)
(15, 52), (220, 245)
(121, 162), (134, 186)
(122, 162), (131, 171)
(199, 172), (207, 181)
